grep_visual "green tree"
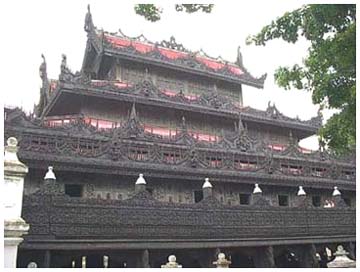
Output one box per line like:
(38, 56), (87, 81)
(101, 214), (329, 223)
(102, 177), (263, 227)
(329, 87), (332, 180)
(134, 4), (214, 22)
(247, 4), (356, 155)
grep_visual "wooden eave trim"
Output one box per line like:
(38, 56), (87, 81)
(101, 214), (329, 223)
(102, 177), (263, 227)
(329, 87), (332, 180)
(103, 49), (265, 89)
(6, 124), (353, 168)
(19, 151), (356, 191)
(58, 85), (319, 137)
(19, 235), (356, 250)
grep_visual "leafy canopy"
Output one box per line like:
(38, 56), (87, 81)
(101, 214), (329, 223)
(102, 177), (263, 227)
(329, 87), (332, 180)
(247, 4), (356, 155)
(134, 4), (213, 22)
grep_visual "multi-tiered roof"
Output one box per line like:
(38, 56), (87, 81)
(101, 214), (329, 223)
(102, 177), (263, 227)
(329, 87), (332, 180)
(5, 6), (355, 265)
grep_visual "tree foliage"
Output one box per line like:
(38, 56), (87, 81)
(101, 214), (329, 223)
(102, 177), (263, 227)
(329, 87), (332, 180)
(134, 4), (213, 22)
(247, 4), (356, 155)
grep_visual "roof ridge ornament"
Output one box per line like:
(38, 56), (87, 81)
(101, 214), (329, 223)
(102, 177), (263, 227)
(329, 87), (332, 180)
(129, 102), (138, 121)
(236, 45), (244, 67)
(39, 54), (47, 81)
(84, 4), (94, 33)
(159, 36), (189, 52)
(36, 54), (50, 117)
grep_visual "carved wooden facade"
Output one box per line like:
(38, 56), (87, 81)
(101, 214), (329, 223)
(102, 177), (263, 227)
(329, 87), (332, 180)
(5, 5), (356, 268)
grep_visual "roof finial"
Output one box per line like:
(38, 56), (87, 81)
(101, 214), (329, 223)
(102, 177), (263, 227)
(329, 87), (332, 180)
(39, 54), (47, 80)
(213, 83), (218, 95)
(61, 54), (67, 72)
(129, 102), (138, 120)
(236, 46), (244, 67)
(181, 116), (187, 130)
(237, 112), (244, 133)
(144, 67), (149, 80)
(84, 4), (94, 32)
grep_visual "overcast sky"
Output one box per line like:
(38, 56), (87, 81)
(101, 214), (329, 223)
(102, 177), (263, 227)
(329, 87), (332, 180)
(2, 0), (335, 150)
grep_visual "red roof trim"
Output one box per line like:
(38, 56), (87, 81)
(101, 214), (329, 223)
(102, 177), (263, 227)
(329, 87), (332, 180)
(104, 34), (244, 76)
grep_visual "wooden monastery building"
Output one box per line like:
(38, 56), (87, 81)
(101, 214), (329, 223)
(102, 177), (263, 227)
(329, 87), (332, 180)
(4, 6), (356, 268)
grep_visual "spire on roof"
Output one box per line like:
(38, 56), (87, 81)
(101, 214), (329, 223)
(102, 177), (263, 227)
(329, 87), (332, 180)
(236, 46), (244, 67)
(84, 4), (94, 32)
(129, 102), (138, 121)
(39, 54), (47, 80)
(181, 116), (187, 130)
(237, 112), (244, 133)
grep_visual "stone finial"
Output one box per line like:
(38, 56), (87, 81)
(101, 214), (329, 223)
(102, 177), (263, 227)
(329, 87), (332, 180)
(253, 183), (262, 194)
(27, 262), (38, 268)
(44, 166), (56, 181)
(297, 186), (306, 196)
(161, 255), (182, 268)
(4, 137), (28, 174)
(202, 178), (213, 198)
(213, 252), (232, 268)
(332, 186), (341, 196)
(135, 174), (146, 193)
(136, 174), (146, 185)
(328, 245), (356, 268)
(103, 256), (109, 268)
(202, 178), (212, 188)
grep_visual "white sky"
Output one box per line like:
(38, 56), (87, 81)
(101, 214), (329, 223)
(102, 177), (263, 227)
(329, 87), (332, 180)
(2, 0), (340, 150)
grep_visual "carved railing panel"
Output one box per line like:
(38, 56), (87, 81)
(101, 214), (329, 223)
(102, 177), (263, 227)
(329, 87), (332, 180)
(6, 127), (355, 183)
(22, 192), (355, 240)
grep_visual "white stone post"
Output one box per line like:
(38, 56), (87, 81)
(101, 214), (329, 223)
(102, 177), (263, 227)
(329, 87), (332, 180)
(4, 137), (29, 268)
(161, 255), (182, 268)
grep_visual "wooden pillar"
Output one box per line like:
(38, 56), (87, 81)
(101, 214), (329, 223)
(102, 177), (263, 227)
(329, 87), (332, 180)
(197, 248), (220, 268)
(252, 246), (275, 268)
(43, 250), (51, 268)
(137, 249), (150, 268)
(297, 244), (319, 268)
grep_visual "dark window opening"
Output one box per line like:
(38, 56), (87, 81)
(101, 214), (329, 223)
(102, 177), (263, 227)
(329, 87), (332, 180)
(178, 195), (182, 203)
(169, 196), (173, 203)
(97, 193), (101, 199)
(146, 188), (154, 195)
(194, 190), (204, 203)
(65, 184), (83, 197)
(342, 171), (354, 179)
(278, 195), (289, 206)
(343, 198), (351, 207)
(239, 194), (251, 205)
(312, 167), (326, 177)
(117, 193), (123, 200)
(312, 195), (321, 207)
(106, 193), (111, 200)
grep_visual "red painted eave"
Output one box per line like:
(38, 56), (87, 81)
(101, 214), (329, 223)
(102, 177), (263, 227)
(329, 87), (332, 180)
(104, 34), (244, 76)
